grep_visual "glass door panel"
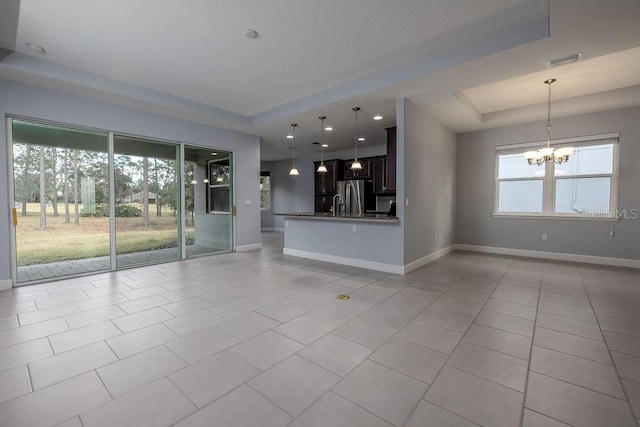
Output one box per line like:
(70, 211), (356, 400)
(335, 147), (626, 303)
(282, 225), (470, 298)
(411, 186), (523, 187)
(184, 146), (233, 257)
(114, 136), (180, 268)
(11, 119), (110, 283)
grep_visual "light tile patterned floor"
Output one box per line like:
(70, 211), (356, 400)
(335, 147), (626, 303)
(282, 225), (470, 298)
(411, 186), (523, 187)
(0, 232), (639, 426)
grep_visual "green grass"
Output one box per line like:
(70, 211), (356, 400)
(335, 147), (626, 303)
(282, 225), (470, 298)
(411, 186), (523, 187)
(15, 204), (187, 265)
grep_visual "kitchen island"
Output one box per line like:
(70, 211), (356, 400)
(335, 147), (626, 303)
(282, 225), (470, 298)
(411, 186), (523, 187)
(282, 212), (403, 274)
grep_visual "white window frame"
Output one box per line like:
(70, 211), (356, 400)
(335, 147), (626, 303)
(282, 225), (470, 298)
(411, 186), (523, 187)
(494, 133), (619, 220)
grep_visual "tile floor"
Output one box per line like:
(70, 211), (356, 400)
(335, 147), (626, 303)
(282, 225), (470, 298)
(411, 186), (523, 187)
(0, 232), (639, 426)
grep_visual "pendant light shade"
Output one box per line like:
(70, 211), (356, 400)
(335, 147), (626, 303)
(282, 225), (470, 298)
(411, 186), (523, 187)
(351, 107), (362, 170)
(317, 116), (328, 173)
(289, 123), (299, 176)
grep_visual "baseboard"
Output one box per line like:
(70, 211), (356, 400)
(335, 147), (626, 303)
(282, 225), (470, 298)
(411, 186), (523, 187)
(0, 279), (12, 291)
(403, 245), (456, 275)
(261, 228), (284, 232)
(236, 243), (262, 252)
(454, 244), (640, 269)
(283, 248), (404, 275)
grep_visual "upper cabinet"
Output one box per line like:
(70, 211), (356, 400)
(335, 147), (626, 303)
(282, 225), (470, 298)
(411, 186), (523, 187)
(372, 156), (386, 193)
(314, 159), (339, 195)
(385, 126), (397, 193)
(340, 158), (372, 180)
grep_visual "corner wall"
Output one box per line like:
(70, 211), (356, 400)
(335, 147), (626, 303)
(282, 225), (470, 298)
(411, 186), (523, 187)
(0, 79), (261, 283)
(402, 99), (457, 265)
(456, 106), (640, 261)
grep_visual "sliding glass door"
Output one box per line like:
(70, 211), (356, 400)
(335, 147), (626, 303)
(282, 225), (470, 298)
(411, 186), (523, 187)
(9, 118), (235, 284)
(11, 120), (110, 283)
(184, 146), (233, 256)
(114, 136), (181, 268)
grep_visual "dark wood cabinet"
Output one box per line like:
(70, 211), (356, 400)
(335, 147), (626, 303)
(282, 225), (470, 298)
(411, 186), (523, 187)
(385, 126), (397, 192)
(341, 158), (372, 180)
(313, 159), (338, 195)
(314, 159), (338, 212)
(372, 156), (386, 193)
(315, 195), (334, 213)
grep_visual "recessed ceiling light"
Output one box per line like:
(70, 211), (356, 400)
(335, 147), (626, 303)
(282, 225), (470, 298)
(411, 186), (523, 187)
(286, 135), (294, 139)
(358, 137), (365, 141)
(373, 115), (383, 120)
(211, 152), (218, 156)
(27, 43), (46, 54)
(324, 127), (333, 131)
(245, 29), (259, 39)
(322, 144), (328, 148)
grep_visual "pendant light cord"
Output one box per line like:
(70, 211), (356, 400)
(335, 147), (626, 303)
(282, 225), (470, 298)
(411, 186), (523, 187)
(353, 107), (360, 160)
(319, 116), (325, 163)
(545, 79), (554, 149)
(291, 123), (296, 166)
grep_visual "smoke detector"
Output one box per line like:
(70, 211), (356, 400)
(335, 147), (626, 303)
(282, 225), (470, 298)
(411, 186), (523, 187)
(546, 52), (582, 68)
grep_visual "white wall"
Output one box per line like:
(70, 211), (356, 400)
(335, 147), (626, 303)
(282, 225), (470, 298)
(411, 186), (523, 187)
(0, 79), (261, 283)
(402, 99), (457, 264)
(456, 106), (640, 261)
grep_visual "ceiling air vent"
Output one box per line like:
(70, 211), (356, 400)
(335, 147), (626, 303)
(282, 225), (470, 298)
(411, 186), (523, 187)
(546, 52), (582, 68)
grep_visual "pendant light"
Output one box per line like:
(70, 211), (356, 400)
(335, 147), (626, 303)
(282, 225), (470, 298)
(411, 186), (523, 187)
(351, 107), (362, 170)
(289, 123), (299, 176)
(317, 116), (328, 173)
(524, 79), (574, 165)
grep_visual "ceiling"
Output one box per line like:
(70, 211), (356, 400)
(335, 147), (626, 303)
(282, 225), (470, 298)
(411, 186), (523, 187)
(1, 0), (639, 161)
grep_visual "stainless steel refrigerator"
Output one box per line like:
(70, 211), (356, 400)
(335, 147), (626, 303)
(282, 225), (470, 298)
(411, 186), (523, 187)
(336, 180), (375, 216)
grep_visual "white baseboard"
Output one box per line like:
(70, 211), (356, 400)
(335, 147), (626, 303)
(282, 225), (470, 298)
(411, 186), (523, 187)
(403, 245), (456, 274)
(261, 228), (284, 232)
(454, 244), (640, 269)
(283, 248), (404, 275)
(236, 243), (263, 252)
(0, 279), (12, 291)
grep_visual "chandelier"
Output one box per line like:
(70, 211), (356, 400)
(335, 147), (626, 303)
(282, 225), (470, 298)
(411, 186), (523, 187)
(524, 79), (574, 165)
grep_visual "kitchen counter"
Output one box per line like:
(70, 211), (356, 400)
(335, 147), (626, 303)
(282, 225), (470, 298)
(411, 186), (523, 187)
(283, 212), (398, 223)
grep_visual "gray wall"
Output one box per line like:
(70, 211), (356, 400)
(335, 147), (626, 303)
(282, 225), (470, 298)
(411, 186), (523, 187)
(402, 99), (457, 264)
(457, 106), (640, 260)
(0, 79), (261, 282)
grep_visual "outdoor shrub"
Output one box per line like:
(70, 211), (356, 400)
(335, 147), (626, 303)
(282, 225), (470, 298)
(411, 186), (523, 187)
(115, 204), (142, 217)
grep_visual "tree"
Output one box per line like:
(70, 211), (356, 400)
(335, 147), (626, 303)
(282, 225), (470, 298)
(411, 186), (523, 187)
(39, 146), (46, 229)
(51, 148), (58, 217)
(21, 144), (31, 216)
(142, 156), (149, 226)
(63, 149), (70, 223)
(73, 149), (80, 225)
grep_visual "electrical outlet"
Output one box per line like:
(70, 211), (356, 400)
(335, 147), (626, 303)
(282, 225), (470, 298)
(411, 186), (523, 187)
(352, 225), (357, 232)
(542, 233), (548, 241)
(244, 200), (251, 205)
(285, 221), (289, 227)
(405, 198), (409, 207)
(434, 233), (438, 241)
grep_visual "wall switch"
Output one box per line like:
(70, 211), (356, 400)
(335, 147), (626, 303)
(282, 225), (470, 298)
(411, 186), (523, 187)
(244, 200), (251, 205)
(434, 233), (438, 241)
(405, 198), (409, 207)
(285, 221), (289, 227)
(542, 233), (548, 241)
(352, 225), (357, 232)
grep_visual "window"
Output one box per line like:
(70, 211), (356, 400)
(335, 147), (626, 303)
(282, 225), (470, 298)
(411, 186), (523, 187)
(495, 135), (618, 217)
(207, 158), (231, 213)
(260, 172), (271, 211)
